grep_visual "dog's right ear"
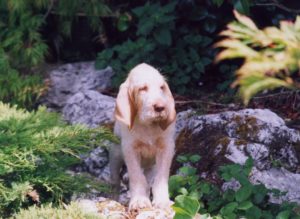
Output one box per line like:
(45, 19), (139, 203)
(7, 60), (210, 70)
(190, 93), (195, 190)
(115, 82), (137, 130)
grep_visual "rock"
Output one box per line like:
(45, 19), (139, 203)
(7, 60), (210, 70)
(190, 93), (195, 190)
(175, 108), (300, 203)
(79, 146), (109, 174)
(251, 167), (300, 204)
(62, 90), (115, 127)
(96, 199), (175, 219)
(97, 199), (127, 218)
(42, 62), (114, 110)
(76, 199), (99, 214)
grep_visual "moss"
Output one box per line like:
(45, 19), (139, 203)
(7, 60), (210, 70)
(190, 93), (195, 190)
(233, 115), (259, 140)
(218, 137), (230, 147)
(235, 139), (247, 146)
(173, 125), (232, 184)
(293, 141), (300, 166)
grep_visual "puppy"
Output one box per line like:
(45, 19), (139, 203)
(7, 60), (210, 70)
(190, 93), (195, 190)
(109, 63), (176, 210)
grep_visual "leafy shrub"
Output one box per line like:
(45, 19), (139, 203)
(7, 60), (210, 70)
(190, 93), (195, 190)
(13, 202), (103, 219)
(169, 155), (300, 219)
(0, 102), (113, 217)
(96, 1), (213, 94)
(215, 11), (300, 104)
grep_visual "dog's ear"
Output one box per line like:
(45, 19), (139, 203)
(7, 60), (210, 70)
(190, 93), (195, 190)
(159, 82), (176, 130)
(115, 82), (137, 130)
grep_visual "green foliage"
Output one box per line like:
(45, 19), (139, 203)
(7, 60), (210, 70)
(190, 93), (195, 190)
(0, 0), (110, 108)
(169, 156), (300, 219)
(96, 2), (213, 94)
(215, 11), (300, 104)
(0, 1), (48, 108)
(0, 102), (113, 217)
(212, 0), (252, 15)
(173, 195), (200, 219)
(56, 0), (110, 35)
(13, 202), (103, 219)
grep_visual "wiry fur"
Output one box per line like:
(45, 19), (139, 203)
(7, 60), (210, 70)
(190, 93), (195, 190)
(109, 63), (176, 210)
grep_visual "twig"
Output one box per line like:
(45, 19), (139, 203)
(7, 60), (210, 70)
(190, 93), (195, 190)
(255, 0), (300, 14)
(43, 0), (54, 20)
(175, 100), (231, 106)
(252, 91), (296, 100)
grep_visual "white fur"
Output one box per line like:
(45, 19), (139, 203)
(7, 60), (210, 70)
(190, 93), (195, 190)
(110, 63), (176, 210)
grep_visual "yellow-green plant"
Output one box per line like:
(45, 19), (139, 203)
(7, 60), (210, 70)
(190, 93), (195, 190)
(215, 11), (300, 104)
(0, 102), (114, 217)
(13, 202), (103, 219)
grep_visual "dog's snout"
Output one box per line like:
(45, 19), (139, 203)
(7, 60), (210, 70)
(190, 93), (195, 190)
(153, 104), (165, 112)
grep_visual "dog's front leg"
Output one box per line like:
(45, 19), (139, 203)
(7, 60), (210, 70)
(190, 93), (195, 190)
(122, 141), (151, 210)
(152, 138), (175, 209)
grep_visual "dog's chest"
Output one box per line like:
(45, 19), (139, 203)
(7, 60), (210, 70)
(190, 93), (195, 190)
(134, 136), (163, 153)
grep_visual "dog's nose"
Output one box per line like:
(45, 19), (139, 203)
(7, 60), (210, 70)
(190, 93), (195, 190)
(154, 104), (165, 112)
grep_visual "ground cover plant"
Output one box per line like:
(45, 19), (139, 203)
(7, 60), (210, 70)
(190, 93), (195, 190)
(0, 102), (115, 217)
(170, 155), (300, 219)
(13, 202), (103, 219)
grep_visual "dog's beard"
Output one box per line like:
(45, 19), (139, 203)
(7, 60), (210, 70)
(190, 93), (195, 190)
(138, 108), (168, 124)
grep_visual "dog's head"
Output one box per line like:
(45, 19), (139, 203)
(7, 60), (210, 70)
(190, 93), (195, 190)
(115, 63), (176, 130)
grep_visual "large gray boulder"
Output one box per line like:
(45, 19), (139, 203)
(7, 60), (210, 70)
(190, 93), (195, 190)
(63, 90), (115, 128)
(43, 62), (114, 110)
(175, 108), (300, 203)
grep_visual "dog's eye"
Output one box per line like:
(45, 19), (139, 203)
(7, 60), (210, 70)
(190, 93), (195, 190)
(139, 86), (148, 92)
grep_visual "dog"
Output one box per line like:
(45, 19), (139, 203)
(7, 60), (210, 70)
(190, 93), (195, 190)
(109, 63), (176, 210)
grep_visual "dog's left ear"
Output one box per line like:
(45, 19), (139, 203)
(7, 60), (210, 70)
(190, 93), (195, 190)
(115, 82), (137, 130)
(159, 82), (176, 130)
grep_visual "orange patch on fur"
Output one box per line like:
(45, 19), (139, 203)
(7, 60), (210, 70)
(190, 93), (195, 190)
(155, 137), (166, 150)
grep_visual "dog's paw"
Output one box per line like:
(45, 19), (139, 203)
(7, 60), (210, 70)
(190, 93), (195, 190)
(152, 198), (173, 210)
(129, 196), (152, 210)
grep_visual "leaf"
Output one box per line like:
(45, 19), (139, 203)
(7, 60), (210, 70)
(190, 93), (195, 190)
(212, 0), (224, 7)
(179, 187), (189, 195)
(177, 155), (189, 163)
(246, 206), (262, 219)
(295, 16), (300, 30)
(233, 10), (258, 30)
(117, 14), (130, 32)
(195, 62), (204, 73)
(169, 175), (184, 196)
(220, 202), (238, 215)
(173, 195), (200, 219)
(235, 185), (253, 202)
(154, 28), (172, 46)
(276, 210), (291, 219)
(240, 0), (250, 15)
(237, 200), (253, 210)
(200, 183), (211, 194)
(240, 77), (292, 105)
(189, 155), (201, 163)
(137, 19), (155, 36)
(215, 39), (259, 61)
(161, 1), (177, 13)
(179, 166), (197, 176)
(204, 19), (217, 33)
(132, 3), (148, 17)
